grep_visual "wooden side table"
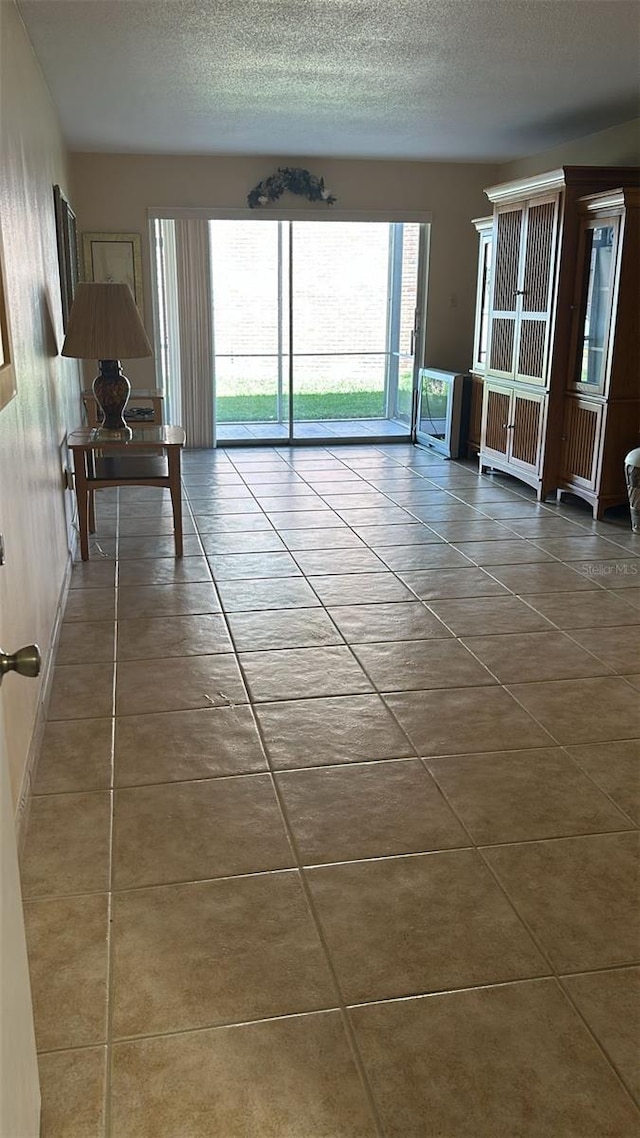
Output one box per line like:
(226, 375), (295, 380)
(81, 388), (165, 427)
(68, 425), (186, 561)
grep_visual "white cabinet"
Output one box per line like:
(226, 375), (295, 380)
(481, 381), (545, 485)
(467, 216), (492, 457)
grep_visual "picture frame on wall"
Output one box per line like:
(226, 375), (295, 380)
(53, 184), (79, 331)
(0, 225), (17, 413)
(82, 232), (144, 312)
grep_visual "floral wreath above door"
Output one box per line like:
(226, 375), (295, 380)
(247, 167), (337, 209)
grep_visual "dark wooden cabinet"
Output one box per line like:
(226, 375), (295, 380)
(466, 374), (484, 457)
(558, 187), (640, 517)
(478, 166), (640, 502)
(560, 398), (602, 489)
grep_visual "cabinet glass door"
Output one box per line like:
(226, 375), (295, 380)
(515, 196), (558, 384)
(488, 206), (523, 377)
(577, 223), (616, 391)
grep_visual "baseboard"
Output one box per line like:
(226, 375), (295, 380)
(15, 535), (77, 854)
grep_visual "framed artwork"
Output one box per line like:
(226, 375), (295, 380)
(0, 226), (16, 413)
(53, 184), (79, 331)
(82, 232), (143, 312)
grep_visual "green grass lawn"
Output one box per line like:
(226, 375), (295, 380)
(216, 390), (387, 422)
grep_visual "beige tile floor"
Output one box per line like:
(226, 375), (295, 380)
(22, 443), (640, 1138)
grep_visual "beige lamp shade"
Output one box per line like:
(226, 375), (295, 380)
(61, 282), (153, 359)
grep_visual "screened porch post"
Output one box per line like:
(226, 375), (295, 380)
(276, 220), (284, 425)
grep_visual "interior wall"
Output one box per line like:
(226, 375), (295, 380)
(502, 118), (640, 181)
(69, 128), (639, 401)
(69, 153), (501, 390)
(0, 0), (79, 804)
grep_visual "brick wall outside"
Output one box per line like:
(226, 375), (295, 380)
(210, 220), (419, 402)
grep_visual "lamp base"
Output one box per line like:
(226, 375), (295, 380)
(93, 359), (132, 437)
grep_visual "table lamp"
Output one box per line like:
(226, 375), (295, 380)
(62, 282), (153, 438)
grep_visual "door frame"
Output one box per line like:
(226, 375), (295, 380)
(0, 699), (40, 1137)
(409, 224), (430, 440)
(150, 210), (431, 447)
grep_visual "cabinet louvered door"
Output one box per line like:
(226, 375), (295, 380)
(560, 398), (602, 488)
(482, 383), (511, 458)
(515, 196), (559, 384)
(488, 206), (523, 377)
(509, 389), (545, 472)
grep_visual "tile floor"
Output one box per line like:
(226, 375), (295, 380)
(21, 443), (640, 1137)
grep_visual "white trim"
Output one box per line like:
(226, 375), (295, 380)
(164, 222), (183, 429)
(148, 215), (163, 396)
(485, 169), (566, 205)
(15, 547), (75, 850)
(579, 188), (627, 214)
(414, 223), (430, 369)
(147, 206), (433, 223)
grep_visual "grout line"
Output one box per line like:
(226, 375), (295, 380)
(109, 1006), (347, 1047)
(33, 969), (640, 1054)
(101, 487), (120, 1138)
(19, 823), (640, 904)
(340, 962), (640, 1008)
(551, 975), (640, 1112)
(554, 744), (639, 829)
(33, 743), (640, 800)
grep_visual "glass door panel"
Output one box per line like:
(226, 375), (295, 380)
(210, 220), (291, 442)
(290, 222), (390, 437)
(475, 232), (492, 372)
(576, 223), (615, 392)
(391, 222), (422, 425)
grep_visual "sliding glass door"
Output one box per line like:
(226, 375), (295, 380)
(155, 218), (427, 445)
(213, 219), (426, 443)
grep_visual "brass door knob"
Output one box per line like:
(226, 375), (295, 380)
(0, 645), (41, 683)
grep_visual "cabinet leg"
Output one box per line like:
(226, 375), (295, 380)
(74, 455), (90, 561)
(79, 495), (89, 561)
(168, 450), (183, 558)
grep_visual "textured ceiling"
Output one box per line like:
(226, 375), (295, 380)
(17, 0), (640, 159)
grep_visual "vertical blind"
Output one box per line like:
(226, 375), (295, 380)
(155, 217), (216, 447)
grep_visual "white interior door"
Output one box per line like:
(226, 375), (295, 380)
(0, 698), (40, 1137)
